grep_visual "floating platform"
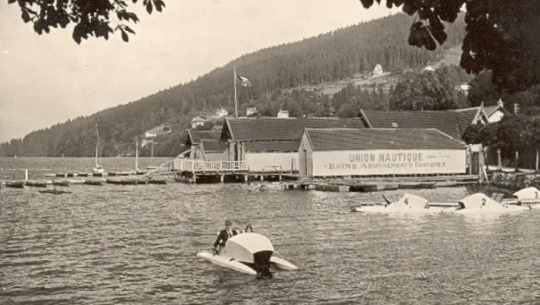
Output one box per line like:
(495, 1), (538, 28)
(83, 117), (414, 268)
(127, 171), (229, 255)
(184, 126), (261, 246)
(45, 170), (148, 178)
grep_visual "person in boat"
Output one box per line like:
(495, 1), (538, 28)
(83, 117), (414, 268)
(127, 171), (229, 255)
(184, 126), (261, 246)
(213, 219), (239, 254)
(213, 220), (254, 254)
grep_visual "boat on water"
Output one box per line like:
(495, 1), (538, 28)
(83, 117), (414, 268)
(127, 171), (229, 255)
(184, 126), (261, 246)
(25, 180), (49, 188)
(500, 186), (540, 209)
(197, 232), (298, 278)
(39, 188), (72, 195)
(453, 193), (532, 214)
(52, 180), (70, 187)
(5, 181), (25, 189)
(84, 179), (104, 186)
(93, 124), (106, 176)
(351, 193), (456, 214)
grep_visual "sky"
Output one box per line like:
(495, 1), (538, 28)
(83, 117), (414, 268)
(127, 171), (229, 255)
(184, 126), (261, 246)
(0, 0), (399, 143)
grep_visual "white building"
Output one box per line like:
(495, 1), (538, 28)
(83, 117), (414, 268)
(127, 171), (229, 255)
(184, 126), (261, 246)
(191, 116), (206, 129)
(277, 110), (289, 118)
(298, 128), (466, 178)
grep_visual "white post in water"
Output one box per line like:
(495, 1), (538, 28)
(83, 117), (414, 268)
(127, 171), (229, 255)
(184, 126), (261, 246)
(25, 169), (28, 181)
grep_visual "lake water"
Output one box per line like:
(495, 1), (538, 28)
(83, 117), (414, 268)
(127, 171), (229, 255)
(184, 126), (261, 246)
(1, 158), (539, 304)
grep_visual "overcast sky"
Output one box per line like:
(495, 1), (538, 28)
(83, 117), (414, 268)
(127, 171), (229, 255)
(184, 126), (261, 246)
(0, 0), (399, 143)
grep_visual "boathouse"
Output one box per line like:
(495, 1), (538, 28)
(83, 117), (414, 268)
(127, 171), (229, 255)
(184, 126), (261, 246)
(358, 107), (489, 143)
(220, 117), (365, 173)
(184, 130), (226, 160)
(298, 128), (467, 178)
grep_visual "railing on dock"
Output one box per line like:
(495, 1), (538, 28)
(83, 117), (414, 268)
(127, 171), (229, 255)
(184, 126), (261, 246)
(172, 159), (247, 172)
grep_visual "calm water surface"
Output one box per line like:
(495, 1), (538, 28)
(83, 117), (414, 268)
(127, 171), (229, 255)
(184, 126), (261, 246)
(1, 158), (539, 304)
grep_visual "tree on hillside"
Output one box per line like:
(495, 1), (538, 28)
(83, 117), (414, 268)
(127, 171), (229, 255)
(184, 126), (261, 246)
(467, 72), (540, 115)
(466, 71), (500, 107)
(389, 67), (468, 110)
(7, 0), (165, 43)
(361, 0), (540, 94)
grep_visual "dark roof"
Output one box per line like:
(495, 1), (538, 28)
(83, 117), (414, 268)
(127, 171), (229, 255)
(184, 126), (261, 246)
(186, 130), (222, 145)
(223, 117), (365, 142)
(201, 139), (227, 152)
(244, 141), (299, 152)
(453, 107), (483, 135)
(359, 108), (490, 141)
(304, 128), (465, 151)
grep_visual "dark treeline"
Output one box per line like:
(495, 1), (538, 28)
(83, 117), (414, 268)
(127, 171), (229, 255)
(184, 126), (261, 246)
(0, 13), (467, 157)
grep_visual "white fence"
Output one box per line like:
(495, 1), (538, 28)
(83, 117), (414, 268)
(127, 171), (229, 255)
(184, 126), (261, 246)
(172, 159), (247, 172)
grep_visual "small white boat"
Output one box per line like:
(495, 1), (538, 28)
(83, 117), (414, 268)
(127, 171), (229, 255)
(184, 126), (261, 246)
(500, 186), (540, 209)
(351, 193), (456, 214)
(453, 193), (531, 214)
(197, 232), (297, 278)
(93, 124), (105, 176)
(92, 166), (105, 176)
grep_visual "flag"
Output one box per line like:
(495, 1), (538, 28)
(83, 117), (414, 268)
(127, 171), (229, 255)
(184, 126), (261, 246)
(236, 73), (252, 87)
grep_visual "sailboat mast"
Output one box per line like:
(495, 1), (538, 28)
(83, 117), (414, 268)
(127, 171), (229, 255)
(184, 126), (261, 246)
(95, 124), (100, 167)
(135, 137), (139, 171)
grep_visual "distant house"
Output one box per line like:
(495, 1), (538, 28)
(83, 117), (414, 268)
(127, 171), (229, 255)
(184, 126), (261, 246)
(246, 107), (258, 117)
(373, 64), (384, 76)
(144, 131), (157, 138)
(484, 100), (512, 123)
(298, 128), (466, 178)
(220, 117), (365, 173)
(144, 124), (172, 138)
(214, 108), (229, 119)
(191, 116), (206, 129)
(358, 107), (489, 143)
(277, 110), (290, 118)
(184, 130), (226, 161)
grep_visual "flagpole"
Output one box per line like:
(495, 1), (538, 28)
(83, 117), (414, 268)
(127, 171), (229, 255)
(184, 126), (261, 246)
(234, 66), (238, 118)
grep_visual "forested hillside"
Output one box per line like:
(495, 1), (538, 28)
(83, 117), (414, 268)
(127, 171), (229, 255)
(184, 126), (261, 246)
(0, 13), (467, 157)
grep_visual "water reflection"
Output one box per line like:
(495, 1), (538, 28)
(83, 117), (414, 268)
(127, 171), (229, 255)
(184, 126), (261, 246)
(1, 177), (540, 304)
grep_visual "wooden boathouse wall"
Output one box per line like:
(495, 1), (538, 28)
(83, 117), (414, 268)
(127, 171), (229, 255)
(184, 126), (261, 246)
(298, 128), (469, 179)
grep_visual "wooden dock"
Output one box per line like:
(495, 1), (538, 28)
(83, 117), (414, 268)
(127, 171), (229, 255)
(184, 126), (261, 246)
(172, 159), (292, 183)
(273, 174), (479, 192)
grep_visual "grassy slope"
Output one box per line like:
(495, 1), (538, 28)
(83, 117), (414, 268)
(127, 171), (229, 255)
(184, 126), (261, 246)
(293, 45), (463, 95)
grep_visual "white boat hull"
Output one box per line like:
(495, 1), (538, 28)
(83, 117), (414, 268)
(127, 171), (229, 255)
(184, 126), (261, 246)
(352, 206), (455, 214)
(270, 256), (298, 271)
(197, 251), (257, 275)
(197, 232), (298, 276)
(453, 206), (531, 214)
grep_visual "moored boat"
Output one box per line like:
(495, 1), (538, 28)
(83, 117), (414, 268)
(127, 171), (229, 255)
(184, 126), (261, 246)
(500, 186), (540, 209)
(453, 193), (531, 214)
(26, 180), (49, 188)
(39, 188), (72, 195)
(84, 179), (104, 186)
(5, 181), (25, 189)
(148, 177), (167, 184)
(52, 180), (70, 186)
(351, 193), (455, 214)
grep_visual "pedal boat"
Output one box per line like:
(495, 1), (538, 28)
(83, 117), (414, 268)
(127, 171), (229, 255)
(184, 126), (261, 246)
(452, 193), (531, 214)
(197, 232), (297, 277)
(351, 193), (456, 214)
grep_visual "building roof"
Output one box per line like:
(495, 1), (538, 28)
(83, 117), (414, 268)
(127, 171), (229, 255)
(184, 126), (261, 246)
(453, 107), (487, 135)
(303, 128), (465, 151)
(201, 139), (227, 152)
(186, 130), (222, 145)
(222, 117), (365, 142)
(484, 105), (512, 117)
(359, 108), (488, 141)
(244, 140), (299, 153)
